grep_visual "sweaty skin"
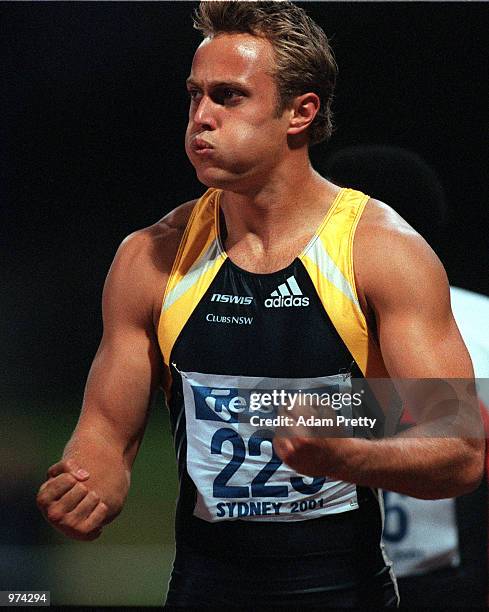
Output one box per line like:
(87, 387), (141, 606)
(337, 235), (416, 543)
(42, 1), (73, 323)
(37, 32), (483, 541)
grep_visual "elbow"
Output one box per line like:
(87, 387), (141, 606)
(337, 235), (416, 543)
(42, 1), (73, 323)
(417, 439), (485, 500)
(452, 440), (485, 497)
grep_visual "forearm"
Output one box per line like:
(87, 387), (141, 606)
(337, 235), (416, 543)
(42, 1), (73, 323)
(337, 435), (484, 499)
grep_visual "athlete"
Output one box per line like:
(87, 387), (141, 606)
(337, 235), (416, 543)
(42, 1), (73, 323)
(36, 2), (484, 607)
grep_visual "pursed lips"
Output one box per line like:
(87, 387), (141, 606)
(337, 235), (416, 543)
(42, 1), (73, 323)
(191, 136), (214, 152)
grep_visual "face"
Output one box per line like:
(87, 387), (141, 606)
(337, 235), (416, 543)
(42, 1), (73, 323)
(185, 33), (291, 189)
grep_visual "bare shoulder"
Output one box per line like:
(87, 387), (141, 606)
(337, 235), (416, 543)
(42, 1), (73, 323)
(354, 198), (450, 319)
(118, 199), (197, 265)
(105, 199), (199, 328)
(111, 199), (198, 280)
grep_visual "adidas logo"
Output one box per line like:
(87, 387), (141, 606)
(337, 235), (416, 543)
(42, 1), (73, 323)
(264, 275), (309, 308)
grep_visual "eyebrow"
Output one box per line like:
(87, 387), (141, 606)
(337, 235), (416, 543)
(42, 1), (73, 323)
(186, 77), (249, 90)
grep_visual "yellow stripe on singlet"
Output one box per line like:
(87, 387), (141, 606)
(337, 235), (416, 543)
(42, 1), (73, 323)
(158, 189), (227, 395)
(300, 188), (389, 377)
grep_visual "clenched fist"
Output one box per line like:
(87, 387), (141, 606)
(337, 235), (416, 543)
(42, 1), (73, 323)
(36, 459), (109, 541)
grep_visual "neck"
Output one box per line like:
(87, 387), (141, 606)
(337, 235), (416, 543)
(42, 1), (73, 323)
(219, 155), (339, 254)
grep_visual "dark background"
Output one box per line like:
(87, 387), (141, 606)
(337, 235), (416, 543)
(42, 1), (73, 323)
(1, 2), (488, 604)
(3, 2), (488, 403)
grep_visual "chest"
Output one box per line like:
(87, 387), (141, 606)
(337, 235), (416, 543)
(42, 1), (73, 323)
(224, 232), (313, 274)
(171, 258), (355, 379)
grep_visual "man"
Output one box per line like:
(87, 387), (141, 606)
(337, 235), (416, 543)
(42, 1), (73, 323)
(36, 2), (483, 608)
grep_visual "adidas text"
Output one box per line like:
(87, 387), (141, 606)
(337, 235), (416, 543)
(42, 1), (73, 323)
(264, 296), (309, 308)
(265, 275), (309, 308)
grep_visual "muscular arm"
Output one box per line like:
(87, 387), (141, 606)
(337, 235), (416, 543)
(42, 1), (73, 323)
(62, 230), (164, 509)
(275, 201), (484, 499)
(36, 221), (178, 539)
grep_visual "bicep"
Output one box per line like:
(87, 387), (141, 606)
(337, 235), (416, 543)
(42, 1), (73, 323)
(364, 229), (482, 443)
(366, 230), (474, 379)
(75, 233), (163, 462)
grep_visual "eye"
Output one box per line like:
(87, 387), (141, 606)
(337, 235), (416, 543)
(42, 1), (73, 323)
(223, 88), (239, 99)
(187, 89), (202, 102)
(214, 87), (244, 105)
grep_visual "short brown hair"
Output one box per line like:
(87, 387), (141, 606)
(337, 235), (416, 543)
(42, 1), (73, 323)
(193, 1), (337, 145)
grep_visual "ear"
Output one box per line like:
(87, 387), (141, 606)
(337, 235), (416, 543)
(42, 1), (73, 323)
(286, 92), (320, 137)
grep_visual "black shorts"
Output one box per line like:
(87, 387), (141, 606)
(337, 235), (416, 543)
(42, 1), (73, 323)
(165, 490), (400, 610)
(165, 543), (398, 608)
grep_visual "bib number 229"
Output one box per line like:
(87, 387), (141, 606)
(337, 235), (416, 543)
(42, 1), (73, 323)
(211, 427), (324, 498)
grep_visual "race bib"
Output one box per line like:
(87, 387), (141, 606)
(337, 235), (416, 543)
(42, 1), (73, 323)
(382, 492), (460, 576)
(179, 370), (359, 522)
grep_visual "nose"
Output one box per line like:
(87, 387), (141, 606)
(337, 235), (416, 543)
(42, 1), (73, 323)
(193, 95), (218, 131)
